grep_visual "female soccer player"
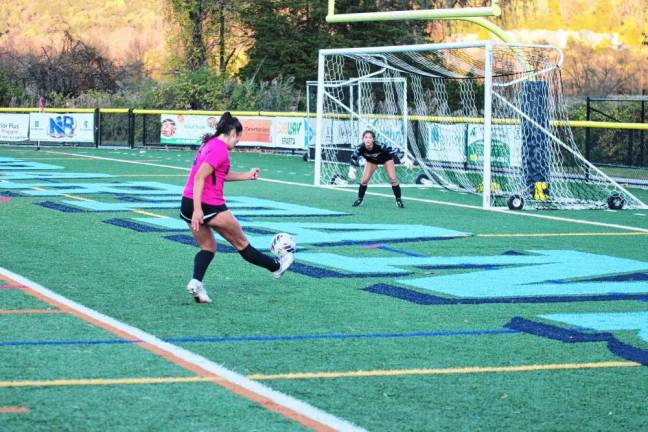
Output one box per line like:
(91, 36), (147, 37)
(180, 112), (294, 303)
(347, 130), (413, 208)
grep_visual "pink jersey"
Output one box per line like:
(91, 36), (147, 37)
(182, 137), (230, 205)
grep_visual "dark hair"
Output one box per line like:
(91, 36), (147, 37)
(202, 112), (243, 143)
(362, 130), (375, 140)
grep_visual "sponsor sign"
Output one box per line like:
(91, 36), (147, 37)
(239, 117), (272, 146)
(160, 114), (217, 145)
(272, 117), (306, 149)
(466, 124), (522, 168)
(0, 114), (29, 142)
(29, 113), (94, 142)
(425, 123), (466, 163)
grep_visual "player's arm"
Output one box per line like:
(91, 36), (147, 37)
(225, 168), (260, 181)
(191, 162), (214, 230)
(348, 145), (362, 180)
(349, 145), (362, 167)
(385, 144), (414, 169)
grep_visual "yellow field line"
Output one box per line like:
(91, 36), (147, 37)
(0, 309), (63, 315)
(0, 377), (209, 388)
(0, 406), (29, 414)
(131, 209), (170, 218)
(248, 361), (641, 380)
(62, 193), (91, 201)
(0, 361), (640, 388)
(478, 232), (648, 238)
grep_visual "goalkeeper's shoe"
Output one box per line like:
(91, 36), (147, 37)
(352, 198), (363, 207)
(272, 252), (294, 279)
(186, 279), (212, 304)
(396, 199), (404, 208)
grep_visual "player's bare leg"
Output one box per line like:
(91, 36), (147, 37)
(185, 222), (216, 303)
(384, 160), (404, 208)
(353, 162), (377, 207)
(208, 211), (291, 277)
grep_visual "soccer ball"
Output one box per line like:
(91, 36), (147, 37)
(270, 233), (296, 257)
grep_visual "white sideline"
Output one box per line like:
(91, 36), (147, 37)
(0, 267), (365, 432)
(41, 150), (648, 233)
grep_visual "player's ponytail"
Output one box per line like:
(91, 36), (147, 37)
(201, 112), (243, 144)
(216, 112), (243, 136)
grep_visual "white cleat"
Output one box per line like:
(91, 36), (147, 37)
(186, 278), (212, 303)
(272, 252), (295, 279)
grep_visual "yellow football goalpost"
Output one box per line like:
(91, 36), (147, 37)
(326, 0), (514, 44)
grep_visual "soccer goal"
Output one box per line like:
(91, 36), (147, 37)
(314, 41), (647, 210)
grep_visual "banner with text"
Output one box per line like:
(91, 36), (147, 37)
(29, 113), (94, 142)
(0, 114), (30, 142)
(160, 114), (217, 145)
(159, 115), (307, 149)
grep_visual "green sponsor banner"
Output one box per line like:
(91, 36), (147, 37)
(466, 138), (511, 168)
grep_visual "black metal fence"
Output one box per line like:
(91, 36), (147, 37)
(584, 96), (647, 168)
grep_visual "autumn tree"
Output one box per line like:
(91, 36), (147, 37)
(166, 0), (249, 74)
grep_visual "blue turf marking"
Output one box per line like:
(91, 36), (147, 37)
(505, 317), (648, 366)
(0, 328), (519, 347)
(0, 339), (133, 346)
(365, 283), (648, 305)
(377, 246), (427, 257)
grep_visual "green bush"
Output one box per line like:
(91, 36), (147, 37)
(141, 68), (301, 111)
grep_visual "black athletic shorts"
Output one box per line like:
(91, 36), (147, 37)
(180, 196), (228, 223)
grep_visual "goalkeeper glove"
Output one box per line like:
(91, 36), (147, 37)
(402, 156), (414, 170)
(347, 166), (357, 181)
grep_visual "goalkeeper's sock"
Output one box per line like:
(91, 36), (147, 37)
(391, 184), (402, 199)
(358, 184), (367, 199)
(239, 244), (280, 272)
(193, 250), (214, 281)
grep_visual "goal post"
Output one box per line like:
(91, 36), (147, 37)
(314, 41), (647, 210)
(326, 0), (501, 23)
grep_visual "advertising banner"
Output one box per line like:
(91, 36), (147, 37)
(465, 124), (522, 168)
(160, 114), (217, 145)
(159, 115), (304, 148)
(0, 114), (30, 142)
(239, 117), (272, 147)
(29, 113), (94, 142)
(272, 117), (307, 149)
(425, 123), (466, 163)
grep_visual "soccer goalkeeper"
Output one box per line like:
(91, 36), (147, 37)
(348, 130), (414, 208)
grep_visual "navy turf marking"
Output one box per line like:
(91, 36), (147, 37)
(505, 316), (648, 366)
(104, 218), (179, 233)
(364, 283), (648, 305)
(377, 246), (427, 257)
(36, 201), (85, 213)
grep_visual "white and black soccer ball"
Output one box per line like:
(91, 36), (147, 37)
(270, 233), (296, 257)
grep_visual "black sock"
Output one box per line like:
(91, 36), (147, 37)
(193, 250), (214, 281)
(392, 184), (402, 200)
(239, 244), (280, 272)
(358, 184), (367, 199)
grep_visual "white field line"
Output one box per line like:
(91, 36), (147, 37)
(0, 267), (365, 432)
(40, 150), (648, 233)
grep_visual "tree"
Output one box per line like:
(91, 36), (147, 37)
(166, 0), (249, 74)
(562, 40), (647, 97)
(239, 1), (433, 86)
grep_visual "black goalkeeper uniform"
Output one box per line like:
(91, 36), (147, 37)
(349, 142), (404, 167)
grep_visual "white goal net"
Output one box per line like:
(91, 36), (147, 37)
(314, 41), (646, 210)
